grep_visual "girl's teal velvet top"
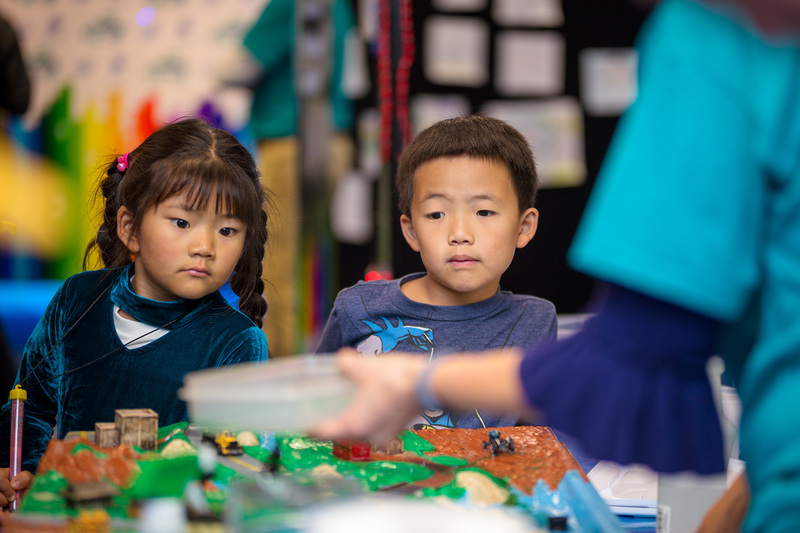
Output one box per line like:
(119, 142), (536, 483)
(1, 265), (268, 472)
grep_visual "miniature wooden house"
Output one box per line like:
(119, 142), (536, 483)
(94, 422), (120, 448)
(372, 435), (403, 455)
(115, 408), (158, 450)
(63, 481), (119, 509)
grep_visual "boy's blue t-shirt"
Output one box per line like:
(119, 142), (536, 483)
(316, 273), (557, 430)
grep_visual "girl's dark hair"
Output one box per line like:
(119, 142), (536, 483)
(396, 115), (538, 216)
(84, 118), (270, 327)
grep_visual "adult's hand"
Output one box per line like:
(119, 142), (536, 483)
(312, 349), (428, 444)
(696, 472), (750, 533)
(312, 347), (527, 443)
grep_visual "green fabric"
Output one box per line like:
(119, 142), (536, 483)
(568, 1), (800, 531)
(276, 434), (432, 491)
(18, 470), (68, 514)
(243, 0), (355, 139)
(1, 265), (268, 472)
(399, 430), (436, 453)
(127, 454), (200, 499)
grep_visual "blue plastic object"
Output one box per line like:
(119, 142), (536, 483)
(516, 469), (625, 532)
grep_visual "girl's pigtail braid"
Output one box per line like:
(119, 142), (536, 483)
(84, 161), (129, 269)
(232, 207), (268, 328)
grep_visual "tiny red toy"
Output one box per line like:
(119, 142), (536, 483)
(333, 440), (371, 461)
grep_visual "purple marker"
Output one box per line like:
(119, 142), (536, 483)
(8, 385), (26, 512)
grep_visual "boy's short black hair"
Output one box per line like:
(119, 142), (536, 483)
(396, 115), (538, 216)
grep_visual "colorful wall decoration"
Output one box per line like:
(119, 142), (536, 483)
(1, 0), (268, 279)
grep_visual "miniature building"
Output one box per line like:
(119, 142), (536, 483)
(115, 408), (158, 450)
(63, 481), (119, 508)
(372, 435), (403, 455)
(94, 422), (120, 448)
(332, 440), (371, 461)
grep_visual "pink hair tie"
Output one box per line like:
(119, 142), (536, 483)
(117, 153), (129, 172)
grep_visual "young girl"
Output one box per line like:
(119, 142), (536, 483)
(0, 118), (270, 510)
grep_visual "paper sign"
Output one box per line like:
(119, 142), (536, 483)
(481, 98), (586, 188)
(424, 16), (489, 87)
(493, 0), (564, 27)
(495, 31), (565, 96)
(580, 48), (638, 116)
(433, 0), (488, 11)
(410, 93), (471, 136)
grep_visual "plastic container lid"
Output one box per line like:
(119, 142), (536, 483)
(178, 354), (354, 432)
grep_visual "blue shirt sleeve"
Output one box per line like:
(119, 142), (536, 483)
(520, 283), (726, 474)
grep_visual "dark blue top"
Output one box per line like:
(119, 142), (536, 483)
(1, 265), (268, 472)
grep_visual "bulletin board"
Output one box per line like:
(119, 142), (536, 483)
(345, 0), (652, 314)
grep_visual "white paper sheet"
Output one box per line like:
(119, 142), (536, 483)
(493, 0), (564, 27)
(481, 98), (586, 188)
(580, 48), (638, 116)
(424, 16), (489, 87)
(588, 461), (658, 517)
(410, 93), (471, 136)
(432, 0), (488, 12)
(495, 31), (565, 96)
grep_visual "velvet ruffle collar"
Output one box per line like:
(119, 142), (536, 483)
(109, 264), (205, 329)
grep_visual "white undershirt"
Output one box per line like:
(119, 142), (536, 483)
(113, 305), (170, 349)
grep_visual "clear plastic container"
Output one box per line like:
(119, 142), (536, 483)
(178, 354), (354, 432)
(304, 495), (543, 533)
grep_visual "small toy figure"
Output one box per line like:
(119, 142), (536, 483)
(255, 429), (282, 473)
(482, 430), (515, 456)
(263, 446), (282, 474)
(217, 431), (244, 456)
(202, 430), (244, 456)
(260, 430), (278, 454)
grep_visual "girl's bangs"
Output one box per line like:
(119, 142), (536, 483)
(150, 158), (258, 225)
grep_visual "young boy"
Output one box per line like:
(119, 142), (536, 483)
(315, 115), (556, 429)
